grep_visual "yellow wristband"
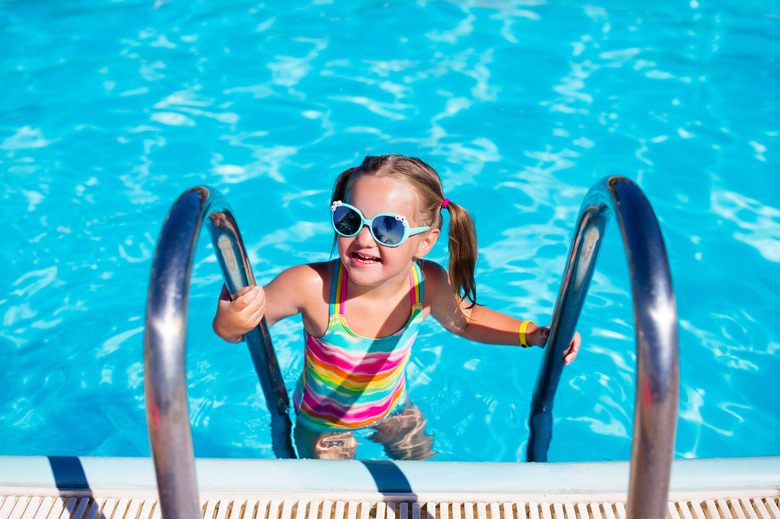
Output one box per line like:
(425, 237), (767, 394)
(519, 320), (533, 348)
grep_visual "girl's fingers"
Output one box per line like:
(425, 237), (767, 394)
(247, 307), (265, 327)
(238, 287), (266, 328)
(232, 285), (262, 311)
(562, 332), (582, 365)
(233, 285), (256, 299)
(214, 284), (265, 341)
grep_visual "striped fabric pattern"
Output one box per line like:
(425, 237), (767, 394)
(294, 261), (424, 431)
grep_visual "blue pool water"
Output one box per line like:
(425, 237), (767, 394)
(1, 1), (778, 463)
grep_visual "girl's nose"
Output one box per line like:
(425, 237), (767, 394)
(355, 224), (377, 246)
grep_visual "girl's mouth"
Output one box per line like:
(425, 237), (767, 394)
(352, 252), (381, 264)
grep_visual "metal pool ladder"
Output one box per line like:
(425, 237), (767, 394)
(143, 177), (679, 519)
(526, 176), (679, 519)
(144, 186), (296, 519)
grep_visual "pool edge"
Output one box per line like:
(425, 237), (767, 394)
(0, 456), (777, 501)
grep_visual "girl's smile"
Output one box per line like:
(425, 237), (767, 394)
(351, 251), (381, 265)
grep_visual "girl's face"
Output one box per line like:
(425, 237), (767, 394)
(337, 174), (439, 290)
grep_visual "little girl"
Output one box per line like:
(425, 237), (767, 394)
(213, 155), (580, 460)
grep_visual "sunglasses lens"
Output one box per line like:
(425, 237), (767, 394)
(333, 206), (361, 236)
(371, 215), (405, 245)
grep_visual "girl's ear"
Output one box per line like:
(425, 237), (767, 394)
(414, 228), (440, 258)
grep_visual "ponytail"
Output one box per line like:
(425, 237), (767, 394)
(443, 201), (478, 306)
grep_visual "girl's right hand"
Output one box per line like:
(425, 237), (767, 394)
(528, 324), (581, 365)
(212, 284), (266, 343)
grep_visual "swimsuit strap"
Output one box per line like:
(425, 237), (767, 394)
(330, 260), (348, 316)
(329, 260), (424, 316)
(410, 262), (423, 307)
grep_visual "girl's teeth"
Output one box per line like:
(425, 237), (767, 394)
(354, 252), (380, 263)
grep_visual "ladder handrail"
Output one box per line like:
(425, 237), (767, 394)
(526, 176), (679, 519)
(144, 186), (295, 519)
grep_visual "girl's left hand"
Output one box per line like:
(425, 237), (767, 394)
(562, 331), (581, 365)
(528, 324), (581, 365)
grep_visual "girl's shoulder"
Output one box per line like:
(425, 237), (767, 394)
(416, 259), (449, 295)
(273, 260), (333, 288)
(417, 258), (445, 276)
(262, 262), (333, 328)
(416, 260), (463, 323)
(265, 261), (333, 315)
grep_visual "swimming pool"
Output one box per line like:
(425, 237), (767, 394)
(1, 0), (778, 463)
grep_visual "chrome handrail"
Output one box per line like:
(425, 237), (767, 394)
(526, 176), (679, 519)
(144, 186), (295, 519)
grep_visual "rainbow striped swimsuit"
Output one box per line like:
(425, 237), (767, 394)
(293, 260), (424, 431)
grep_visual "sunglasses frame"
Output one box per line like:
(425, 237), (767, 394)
(331, 201), (430, 247)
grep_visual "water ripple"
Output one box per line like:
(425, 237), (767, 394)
(1, 0), (778, 461)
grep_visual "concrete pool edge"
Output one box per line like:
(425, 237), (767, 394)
(0, 456), (777, 501)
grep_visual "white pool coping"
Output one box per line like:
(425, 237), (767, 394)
(0, 456), (777, 502)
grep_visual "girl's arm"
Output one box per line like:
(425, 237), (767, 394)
(424, 261), (580, 365)
(212, 263), (326, 343)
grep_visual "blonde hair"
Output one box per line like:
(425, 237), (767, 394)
(331, 155), (479, 305)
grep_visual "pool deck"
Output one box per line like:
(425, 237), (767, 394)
(0, 456), (777, 518)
